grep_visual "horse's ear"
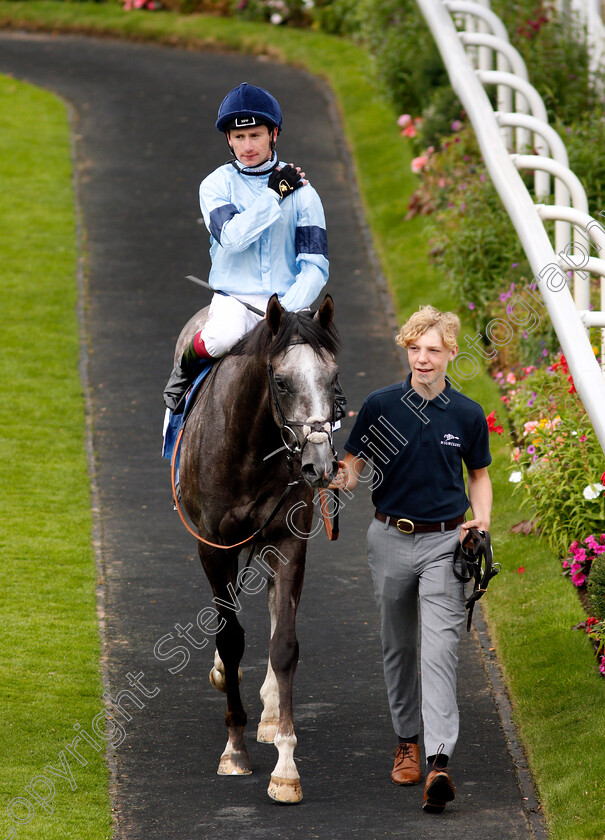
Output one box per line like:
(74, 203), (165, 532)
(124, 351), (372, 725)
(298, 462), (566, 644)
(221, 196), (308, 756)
(266, 293), (284, 336)
(314, 294), (334, 330)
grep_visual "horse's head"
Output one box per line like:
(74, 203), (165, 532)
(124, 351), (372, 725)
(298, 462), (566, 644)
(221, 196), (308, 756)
(267, 294), (340, 488)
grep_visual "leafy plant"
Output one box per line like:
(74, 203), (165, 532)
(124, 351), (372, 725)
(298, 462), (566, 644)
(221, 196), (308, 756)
(356, 0), (448, 115)
(489, 0), (603, 124)
(588, 550), (605, 621)
(557, 107), (605, 213)
(500, 358), (605, 555)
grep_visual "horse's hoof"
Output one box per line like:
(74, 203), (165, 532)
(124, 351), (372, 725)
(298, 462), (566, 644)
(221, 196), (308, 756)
(209, 666), (243, 693)
(217, 751), (252, 776)
(256, 720), (278, 744)
(267, 775), (303, 804)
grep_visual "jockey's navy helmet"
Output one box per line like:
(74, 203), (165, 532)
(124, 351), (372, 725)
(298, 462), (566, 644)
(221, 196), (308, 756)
(216, 83), (283, 134)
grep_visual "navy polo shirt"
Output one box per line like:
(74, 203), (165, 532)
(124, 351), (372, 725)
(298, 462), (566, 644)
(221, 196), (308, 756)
(344, 374), (492, 522)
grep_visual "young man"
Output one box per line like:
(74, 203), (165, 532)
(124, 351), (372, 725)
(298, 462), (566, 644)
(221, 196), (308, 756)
(164, 82), (329, 412)
(333, 305), (492, 813)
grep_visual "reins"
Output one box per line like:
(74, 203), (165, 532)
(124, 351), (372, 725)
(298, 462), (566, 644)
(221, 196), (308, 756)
(169, 340), (339, 551)
(170, 425), (302, 550)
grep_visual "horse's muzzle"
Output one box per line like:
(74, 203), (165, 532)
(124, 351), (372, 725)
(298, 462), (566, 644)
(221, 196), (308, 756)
(300, 447), (339, 488)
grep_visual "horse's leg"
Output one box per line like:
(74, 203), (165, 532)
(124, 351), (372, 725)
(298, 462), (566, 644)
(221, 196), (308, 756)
(199, 547), (251, 776)
(266, 545), (306, 804)
(210, 648), (242, 694)
(257, 578), (279, 744)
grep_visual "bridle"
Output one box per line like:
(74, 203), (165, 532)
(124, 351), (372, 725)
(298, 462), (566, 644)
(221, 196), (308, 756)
(266, 341), (335, 462)
(453, 528), (501, 631)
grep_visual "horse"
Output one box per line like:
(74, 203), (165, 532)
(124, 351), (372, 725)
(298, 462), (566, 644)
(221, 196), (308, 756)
(173, 292), (340, 804)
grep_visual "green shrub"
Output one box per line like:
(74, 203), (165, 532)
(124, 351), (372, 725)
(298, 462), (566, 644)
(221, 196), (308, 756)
(356, 0), (448, 114)
(588, 553), (605, 621)
(311, 0), (364, 36)
(489, 0), (602, 124)
(558, 107), (605, 212)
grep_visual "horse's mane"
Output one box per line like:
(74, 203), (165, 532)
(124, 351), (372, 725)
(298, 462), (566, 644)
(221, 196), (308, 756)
(230, 308), (341, 360)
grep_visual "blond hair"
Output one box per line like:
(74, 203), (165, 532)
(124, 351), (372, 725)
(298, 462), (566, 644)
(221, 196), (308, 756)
(396, 305), (460, 351)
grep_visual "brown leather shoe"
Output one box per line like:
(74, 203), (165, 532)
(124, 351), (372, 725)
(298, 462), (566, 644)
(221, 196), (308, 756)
(391, 742), (421, 785)
(422, 766), (456, 812)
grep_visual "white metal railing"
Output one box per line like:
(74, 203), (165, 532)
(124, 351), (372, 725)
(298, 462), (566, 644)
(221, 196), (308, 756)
(555, 0), (605, 72)
(415, 0), (605, 454)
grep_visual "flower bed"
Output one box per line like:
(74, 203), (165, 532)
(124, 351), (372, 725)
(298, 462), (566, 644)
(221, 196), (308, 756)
(491, 355), (605, 675)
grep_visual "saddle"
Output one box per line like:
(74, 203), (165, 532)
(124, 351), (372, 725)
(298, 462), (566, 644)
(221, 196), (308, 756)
(453, 528), (500, 631)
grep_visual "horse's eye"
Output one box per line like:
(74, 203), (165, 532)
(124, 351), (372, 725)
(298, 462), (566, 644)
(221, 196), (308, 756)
(274, 376), (290, 393)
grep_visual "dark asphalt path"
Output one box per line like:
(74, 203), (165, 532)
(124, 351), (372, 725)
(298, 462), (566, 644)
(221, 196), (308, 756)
(1, 32), (537, 840)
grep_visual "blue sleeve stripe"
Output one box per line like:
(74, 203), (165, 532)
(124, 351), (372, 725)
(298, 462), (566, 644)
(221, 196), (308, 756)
(295, 225), (328, 259)
(209, 203), (238, 242)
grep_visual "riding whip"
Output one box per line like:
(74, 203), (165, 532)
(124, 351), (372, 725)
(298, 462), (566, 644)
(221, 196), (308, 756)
(185, 275), (266, 316)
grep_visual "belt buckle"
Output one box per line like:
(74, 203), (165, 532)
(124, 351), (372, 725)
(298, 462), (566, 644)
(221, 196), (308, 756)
(396, 518), (414, 534)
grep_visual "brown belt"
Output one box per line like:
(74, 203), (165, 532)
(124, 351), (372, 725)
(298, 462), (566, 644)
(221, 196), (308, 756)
(374, 511), (465, 534)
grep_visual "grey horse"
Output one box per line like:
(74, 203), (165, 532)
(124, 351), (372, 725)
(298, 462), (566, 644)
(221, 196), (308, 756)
(174, 293), (340, 803)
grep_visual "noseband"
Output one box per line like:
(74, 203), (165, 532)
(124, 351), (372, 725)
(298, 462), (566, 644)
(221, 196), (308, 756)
(267, 345), (335, 461)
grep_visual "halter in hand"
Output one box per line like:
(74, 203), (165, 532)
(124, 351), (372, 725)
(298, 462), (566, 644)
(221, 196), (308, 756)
(453, 528), (500, 631)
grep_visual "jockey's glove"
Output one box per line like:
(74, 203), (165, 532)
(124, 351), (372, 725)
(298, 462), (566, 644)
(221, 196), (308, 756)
(268, 164), (303, 200)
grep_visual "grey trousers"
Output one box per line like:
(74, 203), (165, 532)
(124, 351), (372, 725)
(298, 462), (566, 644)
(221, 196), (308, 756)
(366, 517), (466, 760)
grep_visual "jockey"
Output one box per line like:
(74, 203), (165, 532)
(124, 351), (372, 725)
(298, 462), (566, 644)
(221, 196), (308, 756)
(163, 82), (330, 413)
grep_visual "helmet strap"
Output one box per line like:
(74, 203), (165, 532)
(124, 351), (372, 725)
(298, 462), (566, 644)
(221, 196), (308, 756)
(228, 151), (279, 176)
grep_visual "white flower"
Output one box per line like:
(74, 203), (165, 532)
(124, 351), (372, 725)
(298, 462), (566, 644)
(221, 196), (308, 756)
(270, 12), (284, 23)
(509, 471), (523, 483)
(583, 483), (604, 500)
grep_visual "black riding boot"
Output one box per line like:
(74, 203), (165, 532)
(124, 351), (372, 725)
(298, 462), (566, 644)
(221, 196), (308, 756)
(163, 339), (209, 415)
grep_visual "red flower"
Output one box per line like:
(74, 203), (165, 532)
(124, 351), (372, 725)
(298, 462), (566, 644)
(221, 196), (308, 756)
(600, 471), (605, 485)
(517, 567), (525, 574)
(486, 410), (504, 435)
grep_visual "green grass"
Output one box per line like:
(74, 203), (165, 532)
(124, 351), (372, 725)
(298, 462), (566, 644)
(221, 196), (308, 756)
(0, 76), (111, 839)
(1, 5), (605, 838)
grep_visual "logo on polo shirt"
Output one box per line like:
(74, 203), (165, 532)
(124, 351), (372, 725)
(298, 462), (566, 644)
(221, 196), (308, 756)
(441, 433), (461, 447)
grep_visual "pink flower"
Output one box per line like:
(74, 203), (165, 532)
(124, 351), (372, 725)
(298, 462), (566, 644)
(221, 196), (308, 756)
(398, 114), (412, 128)
(562, 559), (570, 568)
(512, 447), (521, 462)
(411, 155), (429, 173)
(403, 125), (418, 138)
(600, 656), (605, 676)
(451, 119), (463, 131)
(506, 373), (517, 384)
(468, 302), (475, 310)
(572, 572), (587, 587)
(580, 434), (587, 443)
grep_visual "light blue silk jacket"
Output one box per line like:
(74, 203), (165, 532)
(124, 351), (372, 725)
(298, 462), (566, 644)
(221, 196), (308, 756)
(199, 157), (329, 312)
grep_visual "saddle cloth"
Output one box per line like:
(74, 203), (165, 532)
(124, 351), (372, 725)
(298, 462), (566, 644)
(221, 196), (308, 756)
(162, 361), (215, 463)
